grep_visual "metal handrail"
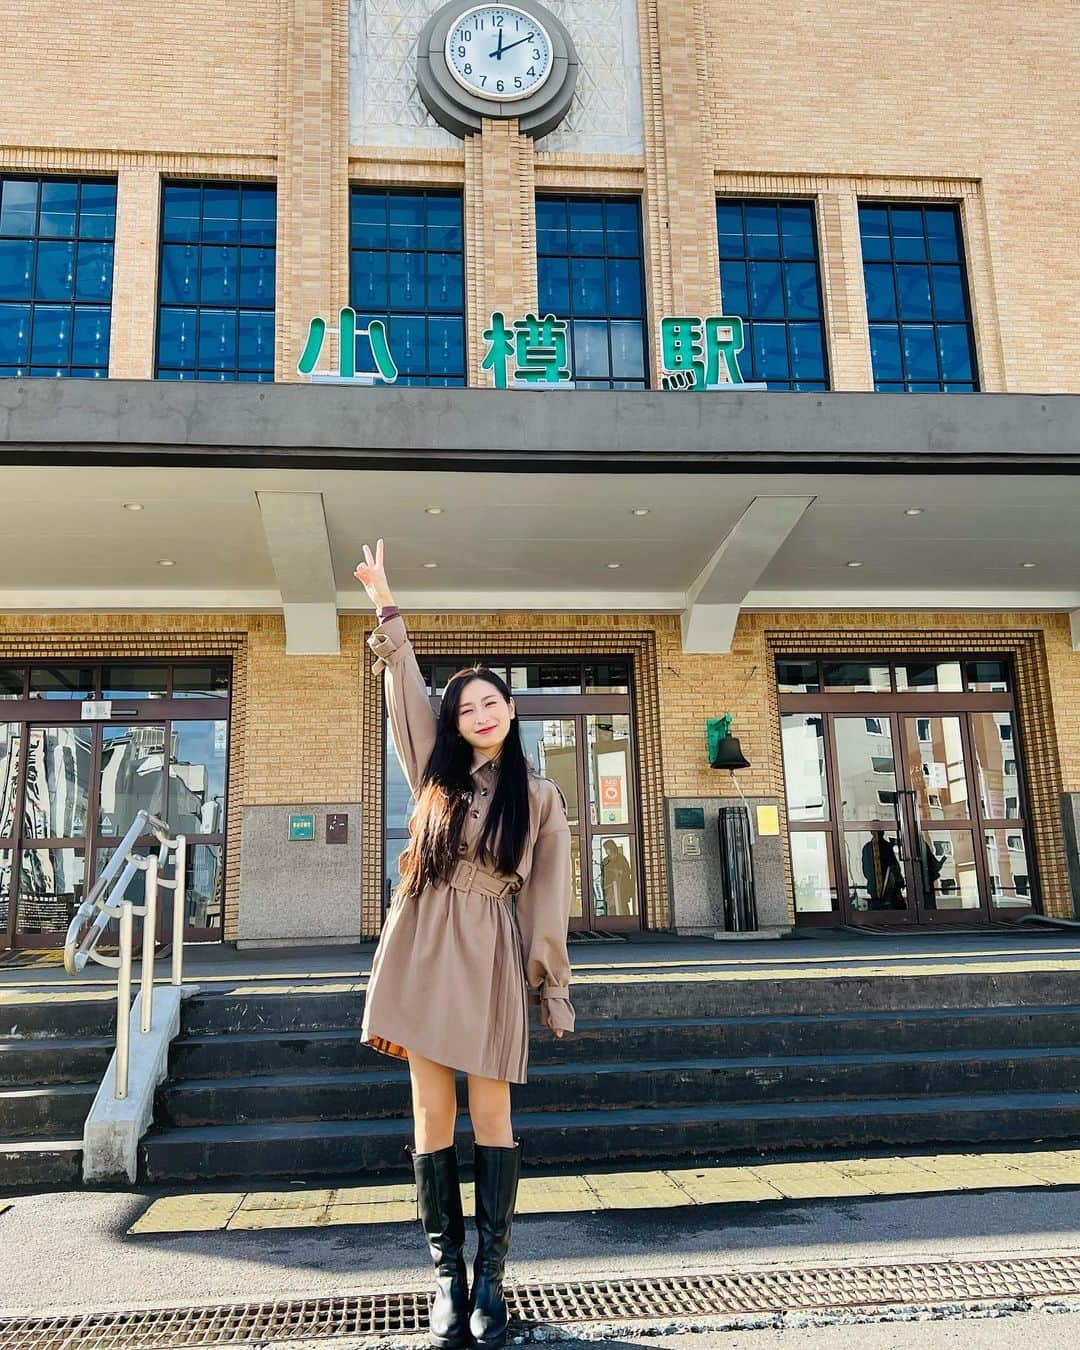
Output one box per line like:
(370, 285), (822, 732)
(64, 809), (188, 1099)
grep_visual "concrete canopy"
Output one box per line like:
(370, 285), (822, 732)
(2, 383), (1080, 650)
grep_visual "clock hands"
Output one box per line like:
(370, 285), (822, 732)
(490, 31), (535, 58)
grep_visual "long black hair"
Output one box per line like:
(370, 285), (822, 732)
(397, 666), (532, 899)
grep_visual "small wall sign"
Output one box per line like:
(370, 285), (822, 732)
(326, 813), (348, 845)
(81, 700), (113, 721)
(674, 807), (706, 831)
(288, 814), (315, 841)
(756, 805), (781, 837)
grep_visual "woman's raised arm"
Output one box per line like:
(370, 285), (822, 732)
(355, 539), (437, 794)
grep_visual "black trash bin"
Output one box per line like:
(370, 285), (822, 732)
(718, 804), (758, 932)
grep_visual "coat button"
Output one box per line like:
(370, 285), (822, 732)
(472, 810), (480, 818)
(480, 788), (488, 796)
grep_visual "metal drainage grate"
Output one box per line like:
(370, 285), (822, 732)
(2, 1255), (1080, 1349)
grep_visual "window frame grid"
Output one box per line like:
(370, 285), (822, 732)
(535, 194), (648, 391)
(155, 179), (277, 384)
(348, 187), (466, 388)
(0, 174), (117, 379)
(859, 200), (979, 393)
(715, 197), (830, 392)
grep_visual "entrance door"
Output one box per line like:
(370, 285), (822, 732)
(382, 656), (643, 932)
(832, 713), (985, 924)
(780, 655), (1036, 927)
(1, 660), (231, 950)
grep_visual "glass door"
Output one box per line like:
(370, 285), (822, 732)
(832, 715), (915, 924)
(384, 656), (642, 933)
(899, 714), (985, 922)
(15, 724), (93, 940)
(1, 660), (231, 949)
(779, 655), (1037, 928)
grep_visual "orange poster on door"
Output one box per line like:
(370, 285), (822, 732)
(600, 776), (623, 810)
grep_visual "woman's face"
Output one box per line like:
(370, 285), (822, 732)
(456, 676), (515, 756)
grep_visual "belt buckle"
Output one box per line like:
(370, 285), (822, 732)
(456, 860), (477, 892)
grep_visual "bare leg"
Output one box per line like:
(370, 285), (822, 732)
(408, 1049), (459, 1152)
(466, 1073), (513, 1147)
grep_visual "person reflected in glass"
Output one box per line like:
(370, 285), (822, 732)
(601, 838), (633, 916)
(862, 828), (905, 909)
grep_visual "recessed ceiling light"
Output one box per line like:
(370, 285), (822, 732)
(157, 558), (175, 567)
(607, 562), (622, 569)
(631, 508), (650, 516)
(424, 507), (444, 515)
(123, 502), (144, 512)
(904, 507), (924, 516)
(423, 561), (438, 569)
(1022, 561), (1037, 569)
(846, 560), (864, 568)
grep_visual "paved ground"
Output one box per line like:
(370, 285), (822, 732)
(2, 1180), (1079, 1330)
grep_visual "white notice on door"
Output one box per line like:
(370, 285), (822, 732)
(928, 762), (948, 790)
(80, 700), (112, 721)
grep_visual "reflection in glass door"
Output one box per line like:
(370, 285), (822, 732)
(779, 656), (1036, 927)
(383, 656), (641, 931)
(1, 660), (231, 949)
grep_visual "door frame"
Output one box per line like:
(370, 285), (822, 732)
(1, 660), (231, 950)
(780, 659), (1040, 928)
(380, 661), (645, 935)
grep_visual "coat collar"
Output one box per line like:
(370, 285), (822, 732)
(470, 749), (502, 775)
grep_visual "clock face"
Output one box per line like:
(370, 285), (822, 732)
(445, 5), (554, 103)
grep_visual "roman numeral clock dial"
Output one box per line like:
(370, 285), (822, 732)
(446, 6), (554, 101)
(417, 0), (577, 139)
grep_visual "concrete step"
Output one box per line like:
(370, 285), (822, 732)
(0, 1036), (114, 1085)
(155, 1047), (1080, 1127)
(139, 1090), (1080, 1184)
(0, 1138), (83, 1192)
(0, 999), (118, 1040)
(0, 1082), (98, 1139)
(176, 970), (1080, 1034)
(166, 1005), (1080, 1080)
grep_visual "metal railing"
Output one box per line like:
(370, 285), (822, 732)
(64, 811), (188, 1099)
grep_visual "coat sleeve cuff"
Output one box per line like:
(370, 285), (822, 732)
(539, 995), (576, 1033)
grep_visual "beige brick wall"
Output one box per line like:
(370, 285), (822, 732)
(1, 608), (1077, 936)
(0, 1), (281, 156)
(2, 0), (1074, 388)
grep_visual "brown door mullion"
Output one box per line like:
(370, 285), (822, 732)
(955, 710), (994, 922)
(573, 717), (592, 929)
(821, 713), (849, 924)
(6, 719), (30, 949)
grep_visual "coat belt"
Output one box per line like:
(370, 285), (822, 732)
(450, 858), (520, 899)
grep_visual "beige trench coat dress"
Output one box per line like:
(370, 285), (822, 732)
(360, 614), (576, 1084)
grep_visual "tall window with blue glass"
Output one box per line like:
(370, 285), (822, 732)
(715, 199), (829, 390)
(156, 182), (276, 382)
(0, 176), (116, 378)
(535, 196), (647, 389)
(349, 190), (465, 386)
(860, 203), (978, 392)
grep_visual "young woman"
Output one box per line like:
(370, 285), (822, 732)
(354, 539), (575, 1350)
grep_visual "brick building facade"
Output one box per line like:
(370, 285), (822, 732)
(1, 1), (1078, 948)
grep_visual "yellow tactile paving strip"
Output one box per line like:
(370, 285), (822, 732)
(123, 1147), (1080, 1235)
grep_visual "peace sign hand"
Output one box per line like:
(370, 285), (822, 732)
(353, 538), (395, 609)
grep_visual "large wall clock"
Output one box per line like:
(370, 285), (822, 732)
(417, 1), (579, 139)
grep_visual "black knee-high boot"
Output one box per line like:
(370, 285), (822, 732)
(469, 1140), (522, 1350)
(409, 1143), (471, 1350)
